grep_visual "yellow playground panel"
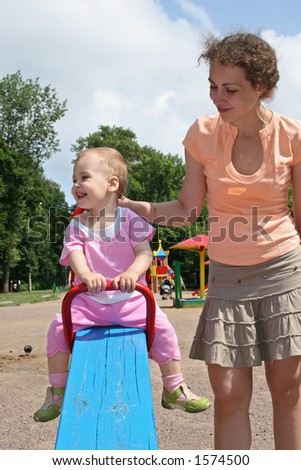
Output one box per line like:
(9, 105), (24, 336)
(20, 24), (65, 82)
(150, 239), (174, 292)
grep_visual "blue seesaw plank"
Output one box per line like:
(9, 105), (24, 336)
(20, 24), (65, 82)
(55, 326), (158, 450)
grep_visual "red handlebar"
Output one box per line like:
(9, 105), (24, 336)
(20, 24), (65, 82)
(61, 281), (156, 352)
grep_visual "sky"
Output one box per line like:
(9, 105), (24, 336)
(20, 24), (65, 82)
(1, 0), (301, 205)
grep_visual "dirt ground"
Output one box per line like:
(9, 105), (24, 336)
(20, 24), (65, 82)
(0, 292), (275, 450)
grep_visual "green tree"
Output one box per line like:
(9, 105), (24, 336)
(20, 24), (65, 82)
(17, 178), (70, 290)
(71, 125), (140, 165)
(0, 138), (28, 291)
(0, 71), (67, 162)
(0, 72), (67, 292)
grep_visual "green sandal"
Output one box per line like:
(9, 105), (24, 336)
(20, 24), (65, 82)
(162, 382), (210, 413)
(34, 386), (65, 422)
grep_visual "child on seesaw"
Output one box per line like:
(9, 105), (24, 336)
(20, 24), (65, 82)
(34, 147), (210, 422)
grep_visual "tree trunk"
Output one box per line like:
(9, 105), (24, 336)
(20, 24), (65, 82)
(28, 272), (32, 292)
(2, 262), (10, 293)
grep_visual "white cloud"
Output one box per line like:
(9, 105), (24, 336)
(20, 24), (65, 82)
(145, 90), (177, 116)
(1, 0), (301, 205)
(178, 0), (215, 30)
(93, 90), (133, 125)
(262, 31), (301, 118)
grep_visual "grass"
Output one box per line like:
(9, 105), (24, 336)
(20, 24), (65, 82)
(0, 288), (68, 307)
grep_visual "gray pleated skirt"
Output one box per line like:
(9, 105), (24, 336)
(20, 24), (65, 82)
(189, 246), (301, 367)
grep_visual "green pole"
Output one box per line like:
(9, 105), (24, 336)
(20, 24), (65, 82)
(173, 260), (182, 308)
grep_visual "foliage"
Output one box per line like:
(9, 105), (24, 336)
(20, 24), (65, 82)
(0, 71), (67, 163)
(15, 178), (71, 290)
(0, 72), (68, 292)
(71, 125), (140, 163)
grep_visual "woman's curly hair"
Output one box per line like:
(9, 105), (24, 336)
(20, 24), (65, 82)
(199, 33), (279, 100)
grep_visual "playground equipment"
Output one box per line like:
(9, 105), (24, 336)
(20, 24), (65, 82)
(150, 239), (173, 292)
(55, 281), (158, 450)
(171, 234), (208, 308)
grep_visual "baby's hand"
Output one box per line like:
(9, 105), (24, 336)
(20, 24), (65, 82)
(81, 272), (106, 293)
(113, 270), (139, 292)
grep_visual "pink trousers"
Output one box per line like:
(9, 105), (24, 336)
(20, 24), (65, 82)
(47, 293), (181, 365)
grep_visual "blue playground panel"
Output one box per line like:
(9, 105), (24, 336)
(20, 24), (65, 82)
(55, 325), (158, 450)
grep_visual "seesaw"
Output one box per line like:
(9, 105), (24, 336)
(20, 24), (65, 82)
(55, 281), (158, 450)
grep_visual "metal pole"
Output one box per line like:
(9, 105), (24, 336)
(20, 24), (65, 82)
(200, 249), (205, 299)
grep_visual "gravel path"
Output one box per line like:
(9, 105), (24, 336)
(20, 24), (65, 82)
(0, 293), (274, 450)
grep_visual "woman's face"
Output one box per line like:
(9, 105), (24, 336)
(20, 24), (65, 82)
(208, 59), (264, 125)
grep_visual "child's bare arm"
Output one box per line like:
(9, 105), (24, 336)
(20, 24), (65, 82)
(112, 239), (152, 292)
(68, 250), (106, 292)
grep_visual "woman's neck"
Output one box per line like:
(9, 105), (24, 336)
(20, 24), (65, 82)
(232, 105), (272, 139)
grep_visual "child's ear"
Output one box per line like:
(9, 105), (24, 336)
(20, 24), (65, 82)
(108, 176), (120, 192)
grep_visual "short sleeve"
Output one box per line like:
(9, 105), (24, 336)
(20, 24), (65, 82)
(182, 114), (221, 163)
(277, 114), (301, 167)
(292, 135), (301, 167)
(182, 120), (202, 162)
(124, 208), (156, 248)
(59, 219), (86, 266)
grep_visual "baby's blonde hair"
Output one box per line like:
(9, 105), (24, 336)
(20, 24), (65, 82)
(75, 147), (128, 197)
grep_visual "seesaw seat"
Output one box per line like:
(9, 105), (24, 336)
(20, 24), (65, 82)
(55, 282), (158, 450)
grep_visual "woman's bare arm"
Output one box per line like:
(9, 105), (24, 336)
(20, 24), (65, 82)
(118, 150), (206, 225)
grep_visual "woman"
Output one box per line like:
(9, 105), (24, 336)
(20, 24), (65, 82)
(119, 32), (301, 449)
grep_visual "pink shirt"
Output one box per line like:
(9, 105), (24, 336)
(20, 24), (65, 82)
(60, 207), (155, 303)
(183, 112), (301, 265)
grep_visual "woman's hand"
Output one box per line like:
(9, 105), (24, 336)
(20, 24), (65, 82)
(117, 195), (131, 207)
